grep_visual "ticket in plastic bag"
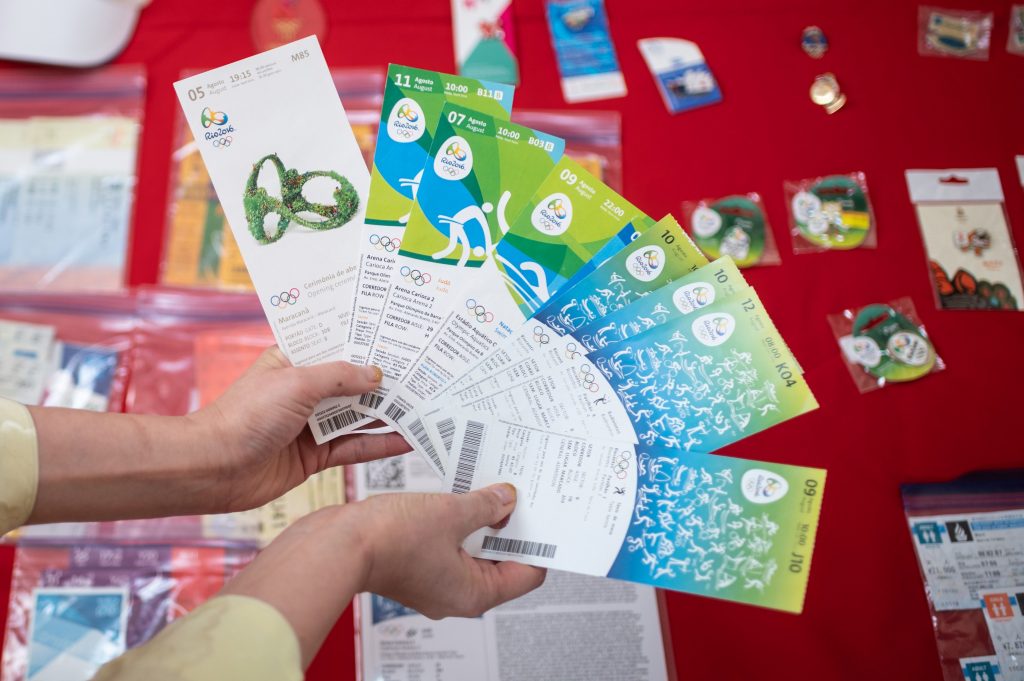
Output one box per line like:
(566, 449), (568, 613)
(638, 37), (722, 114)
(0, 320), (56, 405)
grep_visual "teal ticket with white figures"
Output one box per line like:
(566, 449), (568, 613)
(442, 415), (826, 613)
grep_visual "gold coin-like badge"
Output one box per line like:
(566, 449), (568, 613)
(810, 73), (846, 114)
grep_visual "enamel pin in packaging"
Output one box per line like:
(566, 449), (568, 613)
(918, 6), (993, 60)
(545, 0), (627, 103)
(828, 297), (944, 393)
(785, 172), (875, 253)
(906, 168), (1023, 311)
(682, 193), (780, 267)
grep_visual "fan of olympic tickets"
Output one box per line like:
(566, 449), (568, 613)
(177, 41), (826, 614)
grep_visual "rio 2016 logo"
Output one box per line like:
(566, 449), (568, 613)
(691, 312), (736, 347)
(397, 103), (419, 122)
(548, 198), (567, 219)
(269, 288), (300, 309)
(201, 107), (229, 127)
(627, 245), (665, 282)
(200, 106), (235, 148)
(400, 266), (431, 286)
(387, 98), (426, 143)
(465, 299), (494, 323)
(531, 192), (573, 236)
(446, 141), (467, 161)
(433, 135), (473, 180)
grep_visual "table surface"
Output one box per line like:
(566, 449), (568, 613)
(2, 0), (1023, 679)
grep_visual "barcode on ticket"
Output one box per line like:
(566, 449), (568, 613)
(384, 403), (407, 422)
(451, 420), (485, 495)
(317, 408), (360, 437)
(437, 417), (456, 454)
(408, 418), (444, 473)
(481, 535), (558, 559)
(359, 392), (384, 410)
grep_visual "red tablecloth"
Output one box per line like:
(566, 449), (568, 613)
(2, 0), (1023, 678)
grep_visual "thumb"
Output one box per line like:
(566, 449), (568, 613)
(290, 361), (383, 401)
(454, 483), (517, 537)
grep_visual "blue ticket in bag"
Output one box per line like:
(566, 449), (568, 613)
(546, 0), (627, 103)
(27, 587), (128, 681)
(638, 38), (722, 114)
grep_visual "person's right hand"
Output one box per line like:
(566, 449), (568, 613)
(351, 484), (546, 619)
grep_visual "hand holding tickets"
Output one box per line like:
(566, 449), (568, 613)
(178, 37), (826, 612)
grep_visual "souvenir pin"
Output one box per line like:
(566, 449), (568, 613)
(801, 26), (828, 58)
(690, 195), (768, 267)
(925, 10), (985, 57)
(809, 73), (845, 114)
(849, 304), (936, 383)
(788, 173), (873, 250)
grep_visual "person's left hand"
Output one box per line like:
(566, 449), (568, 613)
(196, 346), (409, 512)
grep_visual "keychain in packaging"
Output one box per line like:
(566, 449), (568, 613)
(918, 6), (993, 60)
(828, 297), (944, 393)
(903, 470), (1024, 681)
(545, 0), (627, 103)
(785, 172), (876, 253)
(681, 193), (780, 267)
(637, 37), (722, 114)
(906, 168), (1023, 311)
(0, 66), (144, 293)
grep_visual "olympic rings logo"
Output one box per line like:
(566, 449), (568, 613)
(439, 165), (461, 178)
(533, 325), (550, 345)
(393, 129), (415, 139)
(578, 364), (600, 392)
(465, 299), (494, 323)
(564, 342), (581, 360)
(269, 288), (300, 308)
(400, 266), (431, 286)
(612, 450), (631, 479)
(212, 136), (233, 148)
(369, 234), (401, 253)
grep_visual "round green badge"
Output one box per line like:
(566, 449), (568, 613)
(791, 175), (872, 249)
(690, 195), (766, 267)
(850, 304), (935, 383)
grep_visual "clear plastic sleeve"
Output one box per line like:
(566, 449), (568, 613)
(0, 65), (145, 293)
(0, 292), (136, 412)
(906, 168), (1023, 311)
(512, 110), (623, 192)
(902, 471), (1024, 681)
(1009, 6), (1024, 56)
(0, 540), (257, 681)
(160, 68), (384, 292)
(918, 6), (993, 60)
(680, 192), (780, 268)
(827, 296), (945, 393)
(784, 172), (876, 253)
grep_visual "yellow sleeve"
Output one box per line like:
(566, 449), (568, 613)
(94, 595), (303, 681)
(0, 398), (38, 535)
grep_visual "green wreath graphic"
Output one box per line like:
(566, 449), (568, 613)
(244, 153), (360, 245)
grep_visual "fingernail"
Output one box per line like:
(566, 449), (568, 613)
(492, 483), (516, 505)
(495, 513), (511, 529)
(364, 365), (384, 384)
